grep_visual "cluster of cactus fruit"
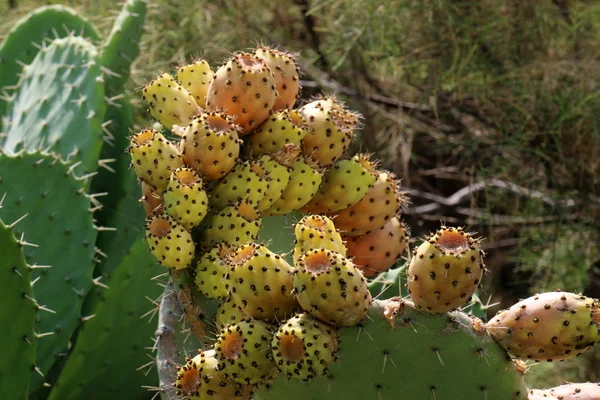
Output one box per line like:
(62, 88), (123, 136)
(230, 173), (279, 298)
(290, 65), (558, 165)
(130, 46), (600, 400)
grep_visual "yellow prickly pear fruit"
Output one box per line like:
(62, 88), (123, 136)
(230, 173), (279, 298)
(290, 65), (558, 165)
(145, 213), (195, 270)
(216, 298), (248, 329)
(128, 129), (184, 191)
(142, 73), (201, 129)
(246, 110), (310, 157)
(292, 215), (346, 265)
(253, 45), (300, 111)
(163, 167), (208, 230)
(250, 155), (292, 211)
(200, 200), (262, 250)
(140, 182), (163, 217)
(407, 226), (485, 314)
(206, 53), (277, 135)
(179, 112), (242, 182)
(176, 59), (213, 108)
(194, 244), (234, 300)
(208, 160), (268, 210)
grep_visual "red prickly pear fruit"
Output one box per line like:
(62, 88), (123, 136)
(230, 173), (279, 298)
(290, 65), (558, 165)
(253, 46), (300, 111)
(292, 215), (346, 265)
(163, 167), (209, 230)
(407, 226), (484, 314)
(205, 53), (277, 135)
(179, 112), (242, 182)
(128, 128), (184, 191)
(142, 73), (201, 129)
(145, 213), (195, 270)
(485, 292), (600, 362)
(176, 59), (213, 108)
(246, 110), (310, 157)
(528, 382), (600, 400)
(140, 182), (163, 217)
(345, 216), (410, 278)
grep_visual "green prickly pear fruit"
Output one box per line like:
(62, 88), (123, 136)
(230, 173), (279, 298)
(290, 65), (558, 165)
(174, 350), (254, 399)
(528, 382), (600, 400)
(264, 156), (323, 216)
(179, 112), (242, 182)
(216, 298), (248, 329)
(302, 154), (378, 214)
(145, 213), (195, 269)
(293, 248), (372, 327)
(163, 167), (209, 230)
(246, 110), (309, 157)
(344, 216), (409, 278)
(298, 96), (360, 168)
(128, 128), (184, 190)
(142, 73), (201, 129)
(485, 292), (600, 362)
(407, 226), (485, 314)
(253, 46), (300, 111)
(272, 313), (339, 381)
(194, 244), (234, 300)
(250, 154), (292, 211)
(330, 171), (405, 236)
(141, 181), (164, 217)
(225, 243), (298, 321)
(214, 319), (277, 385)
(176, 59), (213, 108)
(200, 200), (262, 249)
(205, 53), (277, 135)
(292, 215), (346, 265)
(209, 160), (268, 210)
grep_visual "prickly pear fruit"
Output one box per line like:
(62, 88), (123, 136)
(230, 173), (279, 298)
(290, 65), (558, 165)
(145, 213), (195, 269)
(246, 110), (309, 157)
(302, 154), (377, 213)
(293, 248), (372, 327)
(194, 244), (234, 300)
(485, 292), (600, 362)
(330, 171), (404, 236)
(142, 73), (201, 129)
(407, 226), (484, 314)
(141, 182), (163, 217)
(344, 217), (409, 278)
(214, 319), (277, 384)
(225, 243), (298, 321)
(253, 46), (300, 111)
(174, 350), (253, 399)
(250, 155), (291, 211)
(298, 96), (360, 168)
(201, 200), (262, 249)
(528, 382), (600, 400)
(292, 215), (346, 265)
(206, 53), (277, 135)
(217, 298), (248, 329)
(176, 59), (213, 108)
(128, 128), (184, 190)
(163, 167), (208, 230)
(179, 112), (242, 181)
(264, 157), (323, 216)
(272, 313), (339, 381)
(209, 160), (268, 210)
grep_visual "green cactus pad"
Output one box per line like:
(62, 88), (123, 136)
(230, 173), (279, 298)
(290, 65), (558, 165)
(101, 0), (147, 93)
(0, 151), (97, 393)
(0, 5), (99, 130)
(47, 238), (163, 400)
(256, 298), (528, 400)
(2, 36), (106, 173)
(0, 220), (37, 397)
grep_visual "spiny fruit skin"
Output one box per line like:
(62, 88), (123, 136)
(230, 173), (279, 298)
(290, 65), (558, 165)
(225, 243), (298, 321)
(253, 46), (300, 111)
(194, 244), (234, 300)
(528, 382), (600, 400)
(293, 248), (372, 327)
(298, 96), (360, 168)
(163, 167), (208, 230)
(246, 110), (309, 157)
(264, 157), (323, 216)
(249, 154), (291, 211)
(145, 213), (194, 269)
(302, 154), (378, 213)
(214, 319), (277, 385)
(272, 313), (339, 381)
(179, 112), (242, 181)
(407, 226), (484, 314)
(129, 128), (184, 191)
(206, 53), (277, 135)
(485, 292), (600, 362)
(292, 215), (346, 265)
(344, 216), (409, 278)
(142, 73), (201, 129)
(209, 160), (268, 210)
(330, 171), (404, 236)
(177, 59), (213, 108)
(141, 181), (164, 217)
(200, 200), (262, 249)
(216, 298), (248, 329)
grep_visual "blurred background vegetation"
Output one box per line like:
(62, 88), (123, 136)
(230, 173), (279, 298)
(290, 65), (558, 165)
(2, 0), (599, 389)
